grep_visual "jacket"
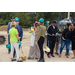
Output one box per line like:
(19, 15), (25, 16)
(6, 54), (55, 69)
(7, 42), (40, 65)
(37, 25), (46, 42)
(47, 24), (58, 37)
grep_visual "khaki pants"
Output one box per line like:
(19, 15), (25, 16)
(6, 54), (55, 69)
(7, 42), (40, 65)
(28, 39), (40, 59)
(10, 42), (19, 59)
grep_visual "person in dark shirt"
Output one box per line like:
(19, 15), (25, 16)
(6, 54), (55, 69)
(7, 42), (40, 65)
(59, 23), (72, 58)
(47, 20), (58, 58)
(55, 21), (62, 55)
(70, 23), (75, 59)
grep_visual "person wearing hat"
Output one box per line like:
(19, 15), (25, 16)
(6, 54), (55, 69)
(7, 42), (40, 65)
(7, 17), (15, 54)
(13, 17), (23, 57)
(47, 20), (58, 58)
(45, 21), (50, 54)
(46, 21), (50, 30)
(36, 18), (46, 62)
(55, 20), (62, 55)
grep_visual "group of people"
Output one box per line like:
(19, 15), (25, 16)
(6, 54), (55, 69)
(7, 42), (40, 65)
(7, 17), (23, 62)
(28, 19), (75, 62)
(7, 16), (75, 62)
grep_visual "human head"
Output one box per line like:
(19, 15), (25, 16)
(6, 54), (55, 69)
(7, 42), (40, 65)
(67, 23), (71, 27)
(55, 20), (58, 27)
(14, 17), (19, 25)
(46, 21), (50, 25)
(11, 17), (15, 22)
(52, 20), (57, 27)
(35, 21), (38, 27)
(10, 22), (16, 27)
(39, 18), (44, 25)
(71, 22), (75, 29)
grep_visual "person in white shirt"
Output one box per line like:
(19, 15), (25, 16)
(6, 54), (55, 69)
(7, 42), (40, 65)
(28, 21), (40, 59)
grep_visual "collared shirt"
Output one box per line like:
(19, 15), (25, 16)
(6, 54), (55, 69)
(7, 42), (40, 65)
(9, 27), (18, 42)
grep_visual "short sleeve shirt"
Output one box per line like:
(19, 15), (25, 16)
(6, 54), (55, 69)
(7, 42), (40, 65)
(9, 27), (18, 42)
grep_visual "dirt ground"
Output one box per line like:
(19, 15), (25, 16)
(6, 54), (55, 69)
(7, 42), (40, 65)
(0, 30), (75, 62)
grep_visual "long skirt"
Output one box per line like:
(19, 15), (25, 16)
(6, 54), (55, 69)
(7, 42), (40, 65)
(28, 39), (40, 59)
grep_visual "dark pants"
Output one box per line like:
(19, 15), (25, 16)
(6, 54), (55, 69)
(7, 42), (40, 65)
(47, 36), (56, 55)
(38, 36), (45, 59)
(8, 35), (11, 52)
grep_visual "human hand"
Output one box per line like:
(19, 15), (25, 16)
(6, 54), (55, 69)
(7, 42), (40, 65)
(62, 37), (66, 41)
(52, 34), (55, 36)
(36, 42), (38, 45)
(18, 37), (21, 40)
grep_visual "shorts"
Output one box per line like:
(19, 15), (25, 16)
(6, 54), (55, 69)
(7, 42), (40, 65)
(56, 36), (60, 43)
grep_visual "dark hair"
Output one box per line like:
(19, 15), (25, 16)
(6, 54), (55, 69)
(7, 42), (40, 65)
(67, 23), (71, 27)
(73, 22), (75, 26)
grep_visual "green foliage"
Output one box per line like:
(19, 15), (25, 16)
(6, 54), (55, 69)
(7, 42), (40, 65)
(0, 12), (75, 28)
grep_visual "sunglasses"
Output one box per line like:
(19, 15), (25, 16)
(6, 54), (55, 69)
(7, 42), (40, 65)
(35, 23), (38, 24)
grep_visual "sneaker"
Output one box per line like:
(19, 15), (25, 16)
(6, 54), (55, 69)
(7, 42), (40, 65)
(47, 54), (50, 58)
(38, 59), (45, 62)
(35, 57), (38, 59)
(11, 59), (16, 61)
(51, 54), (55, 57)
(55, 52), (59, 55)
(59, 54), (61, 57)
(66, 56), (69, 58)
(17, 60), (23, 62)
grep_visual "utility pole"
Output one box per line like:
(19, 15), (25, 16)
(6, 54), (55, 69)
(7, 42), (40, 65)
(58, 12), (62, 28)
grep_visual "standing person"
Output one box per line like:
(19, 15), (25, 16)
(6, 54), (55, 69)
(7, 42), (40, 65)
(55, 21), (62, 55)
(9, 22), (22, 62)
(36, 18), (46, 62)
(46, 21), (50, 30)
(47, 20), (58, 58)
(45, 21), (50, 54)
(59, 23), (71, 58)
(7, 17), (15, 54)
(70, 23), (75, 59)
(28, 21), (40, 59)
(13, 17), (23, 57)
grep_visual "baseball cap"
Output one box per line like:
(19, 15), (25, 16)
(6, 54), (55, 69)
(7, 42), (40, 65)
(12, 17), (15, 19)
(52, 20), (58, 24)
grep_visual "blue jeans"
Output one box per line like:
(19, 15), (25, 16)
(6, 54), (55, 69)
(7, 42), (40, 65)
(60, 39), (71, 55)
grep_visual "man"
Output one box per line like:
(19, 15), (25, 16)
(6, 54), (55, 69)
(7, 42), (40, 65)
(7, 17), (15, 54)
(13, 17), (23, 57)
(46, 21), (50, 30)
(47, 20), (58, 58)
(55, 21), (62, 55)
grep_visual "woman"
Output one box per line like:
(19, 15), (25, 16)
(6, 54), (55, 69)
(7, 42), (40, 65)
(70, 23), (75, 59)
(59, 23), (72, 58)
(9, 22), (22, 62)
(36, 18), (46, 62)
(28, 21), (40, 59)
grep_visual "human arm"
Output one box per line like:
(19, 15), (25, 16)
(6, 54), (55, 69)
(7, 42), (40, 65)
(7, 22), (10, 34)
(20, 26), (23, 41)
(36, 26), (42, 42)
(61, 28), (67, 40)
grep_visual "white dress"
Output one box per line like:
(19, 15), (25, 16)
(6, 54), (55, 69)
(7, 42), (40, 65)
(30, 27), (35, 46)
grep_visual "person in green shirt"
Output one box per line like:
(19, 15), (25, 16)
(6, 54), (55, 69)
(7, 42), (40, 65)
(9, 22), (22, 62)
(36, 18), (46, 62)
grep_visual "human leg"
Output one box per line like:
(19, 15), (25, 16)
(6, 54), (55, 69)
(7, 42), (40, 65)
(59, 39), (65, 57)
(38, 36), (45, 62)
(66, 39), (70, 58)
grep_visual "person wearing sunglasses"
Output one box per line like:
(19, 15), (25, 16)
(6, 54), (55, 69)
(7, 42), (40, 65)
(59, 23), (72, 58)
